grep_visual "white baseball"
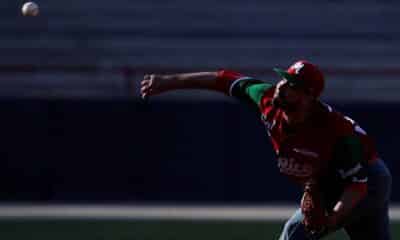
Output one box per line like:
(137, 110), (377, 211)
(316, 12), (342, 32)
(22, 2), (40, 16)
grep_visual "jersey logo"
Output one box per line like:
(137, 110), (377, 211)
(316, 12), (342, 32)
(292, 62), (305, 74)
(293, 148), (319, 158)
(277, 157), (313, 178)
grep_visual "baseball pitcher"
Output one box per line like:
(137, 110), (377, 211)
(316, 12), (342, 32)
(140, 60), (392, 240)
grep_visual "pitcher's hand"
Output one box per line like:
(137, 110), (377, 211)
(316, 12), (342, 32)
(140, 74), (170, 99)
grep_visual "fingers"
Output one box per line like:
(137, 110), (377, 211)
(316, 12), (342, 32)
(140, 83), (150, 99)
(141, 79), (148, 86)
(142, 74), (153, 86)
(141, 74), (155, 99)
(140, 85), (151, 99)
(141, 74), (167, 99)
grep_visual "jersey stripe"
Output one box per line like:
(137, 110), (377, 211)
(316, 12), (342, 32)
(228, 77), (254, 96)
(338, 163), (362, 179)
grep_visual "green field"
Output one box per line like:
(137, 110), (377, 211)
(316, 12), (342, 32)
(0, 220), (398, 240)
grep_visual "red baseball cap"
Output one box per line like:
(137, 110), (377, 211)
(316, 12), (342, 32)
(273, 60), (325, 98)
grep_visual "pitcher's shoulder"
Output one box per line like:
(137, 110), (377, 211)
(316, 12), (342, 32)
(317, 102), (355, 136)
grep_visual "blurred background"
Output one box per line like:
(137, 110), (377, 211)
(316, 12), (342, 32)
(0, 0), (399, 239)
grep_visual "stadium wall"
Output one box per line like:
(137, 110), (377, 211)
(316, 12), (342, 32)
(0, 99), (398, 203)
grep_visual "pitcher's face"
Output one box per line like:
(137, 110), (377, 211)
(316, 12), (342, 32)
(272, 79), (309, 112)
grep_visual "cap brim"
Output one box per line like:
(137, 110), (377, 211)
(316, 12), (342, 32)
(273, 68), (297, 83)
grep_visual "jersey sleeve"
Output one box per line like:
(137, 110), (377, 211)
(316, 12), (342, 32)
(216, 69), (273, 108)
(332, 136), (368, 184)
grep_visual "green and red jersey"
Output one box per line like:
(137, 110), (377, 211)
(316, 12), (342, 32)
(216, 70), (378, 191)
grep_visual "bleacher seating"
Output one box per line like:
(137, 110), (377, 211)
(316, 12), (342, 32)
(1, 0), (400, 100)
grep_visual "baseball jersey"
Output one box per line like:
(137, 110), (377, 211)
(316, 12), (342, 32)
(216, 70), (378, 194)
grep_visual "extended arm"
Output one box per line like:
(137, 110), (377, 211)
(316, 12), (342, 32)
(140, 72), (219, 98)
(140, 70), (273, 112)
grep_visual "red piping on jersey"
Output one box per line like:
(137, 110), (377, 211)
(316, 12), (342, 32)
(216, 69), (244, 94)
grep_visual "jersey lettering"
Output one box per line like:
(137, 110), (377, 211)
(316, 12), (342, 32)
(293, 148), (319, 158)
(277, 157), (313, 178)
